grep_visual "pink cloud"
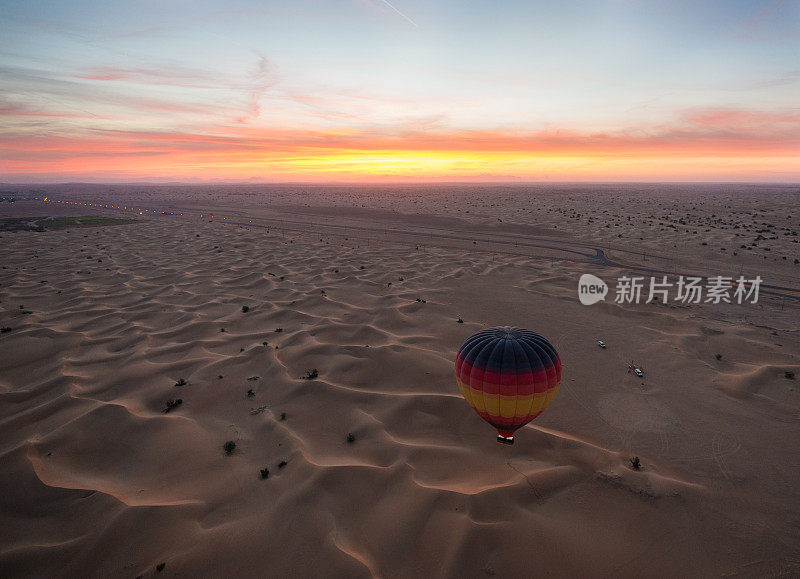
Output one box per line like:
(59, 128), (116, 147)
(73, 65), (220, 88)
(684, 107), (800, 134)
(3, 118), (798, 158)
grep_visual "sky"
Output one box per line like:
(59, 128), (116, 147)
(1, 0), (798, 183)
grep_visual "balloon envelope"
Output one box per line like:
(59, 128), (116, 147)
(455, 326), (561, 443)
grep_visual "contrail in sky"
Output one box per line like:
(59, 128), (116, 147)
(380, 0), (418, 27)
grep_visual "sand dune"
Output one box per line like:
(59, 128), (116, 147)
(1, 185), (799, 577)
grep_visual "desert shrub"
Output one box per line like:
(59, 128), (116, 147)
(164, 399), (182, 413)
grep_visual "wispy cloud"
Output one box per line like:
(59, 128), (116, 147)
(236, 51), (279, 123)
(3, 112), (798, 172)
(742, 0), (793, 35)
(0, 59), (280, 130)
(683, 107), (800, 137)
(73, 65), (220, 88)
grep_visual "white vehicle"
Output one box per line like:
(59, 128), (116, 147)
(628, 362), (644, 378)
(598, 340), (606, 348)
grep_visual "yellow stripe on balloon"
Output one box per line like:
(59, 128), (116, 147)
(457, 380), (474, 408)
(458, 380), (552, 421)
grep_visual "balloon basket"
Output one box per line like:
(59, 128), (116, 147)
(497, 435), (514, 445)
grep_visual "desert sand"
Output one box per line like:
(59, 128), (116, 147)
(1, 183), (799, 578)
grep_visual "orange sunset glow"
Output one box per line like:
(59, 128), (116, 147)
(2, 1), (799, 182)
(4, 124), (799, 183)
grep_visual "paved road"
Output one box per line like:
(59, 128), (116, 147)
(219, 213), (800, 303)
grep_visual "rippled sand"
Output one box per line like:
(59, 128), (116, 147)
(1, 184), (799, 577)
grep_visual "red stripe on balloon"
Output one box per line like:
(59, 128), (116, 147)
(455, 356), (556, 396)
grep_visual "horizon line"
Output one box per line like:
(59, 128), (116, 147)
(2, 180), (799, 187)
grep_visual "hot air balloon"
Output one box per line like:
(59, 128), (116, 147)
(455, 326), (561, 444)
